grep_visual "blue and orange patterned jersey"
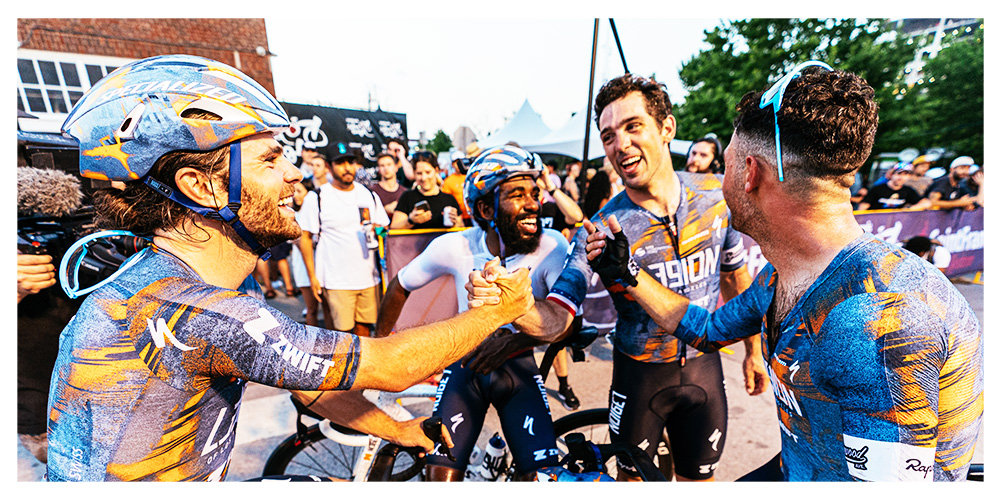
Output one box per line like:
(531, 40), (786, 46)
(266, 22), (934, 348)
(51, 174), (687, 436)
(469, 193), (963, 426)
(547, 172), (747, 363)
(675, 233), (983, 481)
(46, 248), (361, 481)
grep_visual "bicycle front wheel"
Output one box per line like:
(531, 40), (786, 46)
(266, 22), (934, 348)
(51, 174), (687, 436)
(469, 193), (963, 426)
(552, 408), (672, 480)
(552, 408), (617, 476)
(262, 423), (424, 481)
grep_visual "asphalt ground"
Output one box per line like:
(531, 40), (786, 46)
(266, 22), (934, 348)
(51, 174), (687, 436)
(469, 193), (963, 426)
(17, 278), (985, 482)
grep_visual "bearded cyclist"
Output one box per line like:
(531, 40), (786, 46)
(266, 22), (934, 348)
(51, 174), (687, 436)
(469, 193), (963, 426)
(376, 146), (565, 481)
(46, 55), (533, 481)
(468, 74), (768, 482)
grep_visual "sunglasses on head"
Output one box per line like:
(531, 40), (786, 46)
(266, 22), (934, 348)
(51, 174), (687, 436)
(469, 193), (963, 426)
(758, 60), (833, 182)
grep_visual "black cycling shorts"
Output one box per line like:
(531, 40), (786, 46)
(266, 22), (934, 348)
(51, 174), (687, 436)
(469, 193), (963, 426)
(608, 349), (728, 480)
(426, 350), (560, 473)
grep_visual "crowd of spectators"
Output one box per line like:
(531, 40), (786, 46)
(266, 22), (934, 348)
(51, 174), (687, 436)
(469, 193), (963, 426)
(255, 140), (984, 329)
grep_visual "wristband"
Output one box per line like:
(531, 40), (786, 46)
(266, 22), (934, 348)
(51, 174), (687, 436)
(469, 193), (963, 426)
(588, 228), (639, 288)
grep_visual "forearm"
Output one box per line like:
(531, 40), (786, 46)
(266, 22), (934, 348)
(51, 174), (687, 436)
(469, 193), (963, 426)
(511, 299), (575, 343)
(354, 305), (516, 391)
(290, 389), (408, 442)
(374, 277), (409, 338)
(297, 233), (318, 283)
(551, 188), (583, 224)
(400, 157), (414, 180)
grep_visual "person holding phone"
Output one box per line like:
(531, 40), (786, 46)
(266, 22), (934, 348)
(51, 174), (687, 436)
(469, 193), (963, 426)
(391, 151), (463, 230)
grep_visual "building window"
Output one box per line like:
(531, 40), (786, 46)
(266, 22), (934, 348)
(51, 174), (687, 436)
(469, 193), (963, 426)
(17, 51), (134, 125)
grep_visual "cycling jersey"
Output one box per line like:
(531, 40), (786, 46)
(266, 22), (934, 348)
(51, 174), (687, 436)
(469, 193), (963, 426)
(548, 172), (748, 363)
(674, 233), (983, 481)
(46, 247), (361, 481)
(396, 226), (568, 472)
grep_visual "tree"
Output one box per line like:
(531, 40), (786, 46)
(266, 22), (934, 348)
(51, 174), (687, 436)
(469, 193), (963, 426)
(424, 129), (453, 154)
(674, 19), (915, 163)
(901, 22), (984, 162)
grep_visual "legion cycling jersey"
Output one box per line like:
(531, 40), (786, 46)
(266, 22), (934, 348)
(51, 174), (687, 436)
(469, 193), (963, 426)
(674, 233), (983, 481)
(46, 248), (361, 481)
(396, 226), (569, 313)
(547, 172), (747, 363)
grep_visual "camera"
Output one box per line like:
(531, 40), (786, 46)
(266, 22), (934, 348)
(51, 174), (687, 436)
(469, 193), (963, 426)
(18, 208), (148, 294)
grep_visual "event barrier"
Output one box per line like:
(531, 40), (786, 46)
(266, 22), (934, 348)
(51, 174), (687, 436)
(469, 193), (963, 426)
(380, 207), (983, 334)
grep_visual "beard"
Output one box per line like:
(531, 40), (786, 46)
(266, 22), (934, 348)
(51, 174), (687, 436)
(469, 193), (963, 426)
(722, 167), (762, 239)
(237, 180), (302, 250)
(495, 206), (542, 256)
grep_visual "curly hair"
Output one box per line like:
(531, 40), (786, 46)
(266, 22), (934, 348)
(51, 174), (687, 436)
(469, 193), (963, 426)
(594, 74), (673, 126)
(732, 67), (879, 187)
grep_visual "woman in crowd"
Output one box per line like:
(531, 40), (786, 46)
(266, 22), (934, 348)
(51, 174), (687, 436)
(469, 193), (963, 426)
(390, 151), (463, 230)
(290, 178), (322, 326)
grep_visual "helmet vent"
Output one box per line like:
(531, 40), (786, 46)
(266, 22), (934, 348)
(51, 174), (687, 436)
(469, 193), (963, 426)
(115, 103), (146, 140)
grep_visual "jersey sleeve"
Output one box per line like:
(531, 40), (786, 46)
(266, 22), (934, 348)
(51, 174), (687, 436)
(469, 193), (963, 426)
(672, 270), (768, 350)
(545, 225), (591, 316)
(126, 278), (361, 392)
(395, 234), (454, 292)
(539, 230), (571, 293)
(809, 292), (949, 481)
(721, 222), (748, 272)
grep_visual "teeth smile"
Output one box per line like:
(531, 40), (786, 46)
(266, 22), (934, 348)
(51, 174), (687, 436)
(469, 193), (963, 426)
(621, 156), (640, 167)
(278, 196), (293, 207)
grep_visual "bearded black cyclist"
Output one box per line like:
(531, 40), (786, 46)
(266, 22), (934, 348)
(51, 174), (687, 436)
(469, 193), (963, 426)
(376, 146), (564, 481)
(469, 74), (768, 482)
(576, 63), (983, 481)
(45, 55), (534, 482)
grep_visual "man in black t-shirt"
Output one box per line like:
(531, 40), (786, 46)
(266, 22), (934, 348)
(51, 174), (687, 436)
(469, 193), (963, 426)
(857, 164), (923, 210)
(913, 156), (979, 211)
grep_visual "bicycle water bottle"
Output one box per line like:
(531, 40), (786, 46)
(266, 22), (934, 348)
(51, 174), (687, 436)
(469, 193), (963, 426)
(479, 433), (508, 481)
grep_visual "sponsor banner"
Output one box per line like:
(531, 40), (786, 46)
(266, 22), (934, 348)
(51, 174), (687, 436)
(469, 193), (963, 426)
(744, 208), (984, 279)
(277, 102), (407, 168)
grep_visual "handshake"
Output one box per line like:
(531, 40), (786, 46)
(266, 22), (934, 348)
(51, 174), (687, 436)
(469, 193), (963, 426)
(464, 257), (536, 322)
(466, 215), (637, 310)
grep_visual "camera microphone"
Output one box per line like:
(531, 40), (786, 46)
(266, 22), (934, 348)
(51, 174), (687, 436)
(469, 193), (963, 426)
(17, 166), (83, 218)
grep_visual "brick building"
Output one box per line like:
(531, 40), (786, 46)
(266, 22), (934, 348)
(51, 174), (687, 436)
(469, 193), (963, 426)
(17, 18), (275, 135)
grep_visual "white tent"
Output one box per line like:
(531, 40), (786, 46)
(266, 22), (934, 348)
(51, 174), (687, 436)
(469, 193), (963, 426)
(523, 107), (694, 161)
(523, 108), (604, 160)
(477, 100), (552, 149)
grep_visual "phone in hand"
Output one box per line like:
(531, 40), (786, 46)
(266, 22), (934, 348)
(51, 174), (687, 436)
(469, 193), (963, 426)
(414, 200), (430, 212)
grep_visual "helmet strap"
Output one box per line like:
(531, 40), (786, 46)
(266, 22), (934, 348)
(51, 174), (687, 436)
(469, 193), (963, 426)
(490, 189), (506, 267)
(142, 142), (272, 260)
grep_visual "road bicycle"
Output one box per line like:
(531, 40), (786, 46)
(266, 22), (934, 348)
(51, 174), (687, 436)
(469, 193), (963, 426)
(261, 384), (438, 481)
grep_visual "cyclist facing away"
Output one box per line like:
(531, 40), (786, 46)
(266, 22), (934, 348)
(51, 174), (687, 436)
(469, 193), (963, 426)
(469, 74), (767, 482)
(565, 64), (983, 480)
(46, 55), (533, 481)
(376, 146), (564, 481)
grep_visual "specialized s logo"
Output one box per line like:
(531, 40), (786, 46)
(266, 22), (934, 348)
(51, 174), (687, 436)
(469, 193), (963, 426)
(147, 317), (195, 351)
(844, 444), (869, 470)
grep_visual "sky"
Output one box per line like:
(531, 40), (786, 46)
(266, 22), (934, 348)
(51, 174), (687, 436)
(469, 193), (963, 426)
(264, 17), (722, 143)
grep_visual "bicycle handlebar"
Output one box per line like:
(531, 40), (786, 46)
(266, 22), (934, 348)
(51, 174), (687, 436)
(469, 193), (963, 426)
(367, 416), (453, 481)
(559, 432), (667, 481)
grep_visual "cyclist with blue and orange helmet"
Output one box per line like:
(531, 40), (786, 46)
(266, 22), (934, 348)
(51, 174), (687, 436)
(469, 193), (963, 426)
(469, 75), (768, 482)
(45, 54), (534, 481)
(376, 145), (565, 481)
